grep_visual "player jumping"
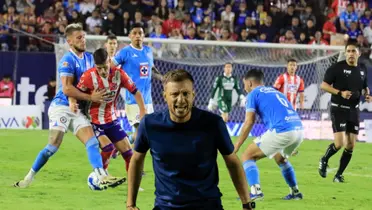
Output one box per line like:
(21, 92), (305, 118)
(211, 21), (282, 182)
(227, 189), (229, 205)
(234, 69), (304, 200)
(112, 23), (163, 144)
(74, 48), (146, 175)
(273, 58), (305, 110)
(207, 62), (245, 122)
(14, 24), (125, 189)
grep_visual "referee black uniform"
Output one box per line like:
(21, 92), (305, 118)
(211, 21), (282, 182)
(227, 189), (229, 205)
(318, 54), (368, 182)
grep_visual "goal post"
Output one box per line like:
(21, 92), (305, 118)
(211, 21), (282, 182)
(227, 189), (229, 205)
(54, 36), (347, 140)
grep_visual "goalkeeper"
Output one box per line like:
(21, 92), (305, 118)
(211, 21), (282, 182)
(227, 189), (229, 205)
(208, 62), (245, 122)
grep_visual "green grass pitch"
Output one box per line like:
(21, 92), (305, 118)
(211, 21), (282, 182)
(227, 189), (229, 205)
(1, 130), (372, 210)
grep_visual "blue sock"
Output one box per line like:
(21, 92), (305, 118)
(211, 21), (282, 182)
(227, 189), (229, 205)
(128, 135), (134, 144)
(279, 161), (297, 188)
(31, 144), (58, 172)
(85, 136), (103, 169)
(243, 160), (260, 187)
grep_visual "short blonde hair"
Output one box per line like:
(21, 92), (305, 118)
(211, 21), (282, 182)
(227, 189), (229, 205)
(64, 23), (83, 37)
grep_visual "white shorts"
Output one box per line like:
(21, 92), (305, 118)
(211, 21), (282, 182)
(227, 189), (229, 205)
(48, 105), (91, 135)
(254, 129), (304, 159)
(126, 104), (154, 126)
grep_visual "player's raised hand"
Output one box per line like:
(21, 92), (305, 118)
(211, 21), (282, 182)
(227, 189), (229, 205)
(90, 89), (108, 102)
(341, 90), (352, 99)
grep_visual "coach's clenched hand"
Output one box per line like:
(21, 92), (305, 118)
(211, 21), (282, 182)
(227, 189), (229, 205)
(90, 89), (109, 102)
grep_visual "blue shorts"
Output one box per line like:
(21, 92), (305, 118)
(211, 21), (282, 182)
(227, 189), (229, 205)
(92, 120), (127, 143)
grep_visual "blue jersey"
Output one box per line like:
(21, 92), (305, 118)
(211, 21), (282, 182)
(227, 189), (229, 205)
(134, 107), (234, 208)
(246, 86), (303, 133)
(52, 50), (94, 106)
(112, 45), (154, 105)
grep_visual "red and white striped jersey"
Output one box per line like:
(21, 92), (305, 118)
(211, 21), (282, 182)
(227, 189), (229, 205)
(77, 67), (137, 125)
(353, 0), (368, 17)
(332, 0), (350, 16)
(273, 72), (304, 110)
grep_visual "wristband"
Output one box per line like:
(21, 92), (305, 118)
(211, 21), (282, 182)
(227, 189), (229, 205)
(242, 201), (256, 209)
(337, 91), (342, 96)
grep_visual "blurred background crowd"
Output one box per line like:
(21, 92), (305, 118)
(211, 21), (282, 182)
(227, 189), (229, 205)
(0, 0), (372, 52)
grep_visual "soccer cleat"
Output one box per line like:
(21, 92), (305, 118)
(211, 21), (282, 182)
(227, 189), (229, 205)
(318, 158), (328, 178)
(98, 175), (126, 189)
(283, 192), (303, 200)
(333, 174), (345, 183)
(250, 192), (264, 201)
(14, 178), (33, 188)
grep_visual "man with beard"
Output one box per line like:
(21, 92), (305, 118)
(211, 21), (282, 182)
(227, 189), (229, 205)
(14, 24), (126, 189)
(318, 41), (372, 182)
(126, 69), (255, 210)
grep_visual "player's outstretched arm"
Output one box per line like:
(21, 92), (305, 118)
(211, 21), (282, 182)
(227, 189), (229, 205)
(234, 112), (255, 153)
(62, 76), (106, 102)
(223, 153), (252, 205)
(151, 66), (163, 81)
(127, 151), (146, 209)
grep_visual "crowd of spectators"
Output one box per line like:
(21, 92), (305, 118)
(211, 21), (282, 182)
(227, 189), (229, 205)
(0, 0), (372, 54)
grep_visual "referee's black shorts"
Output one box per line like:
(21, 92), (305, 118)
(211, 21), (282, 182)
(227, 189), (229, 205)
(330, 103), (360, 134)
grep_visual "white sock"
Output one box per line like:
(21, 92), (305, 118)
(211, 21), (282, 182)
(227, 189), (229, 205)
(251, 184), (262, 194)
(94, 168), (108, 181)
(25, 169), (36, 181)
(290, 185), (299, 194)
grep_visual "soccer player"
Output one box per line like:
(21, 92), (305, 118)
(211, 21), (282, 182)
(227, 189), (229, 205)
(126, 69), (255, 210)
(93, 34), (120, 168)
(318, 41), (372, 182)
(75, 48), (146, 174)
(207, 62), (245, 122)
(273, 58), (305, 110)
(105, 34), (118, 59)
(112, 23), (163, 144)
(14, 23), (125, 189)
(234, 69), (304, 200)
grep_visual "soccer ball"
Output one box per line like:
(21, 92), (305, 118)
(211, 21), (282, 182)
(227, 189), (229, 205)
(87, 172), (102, 191)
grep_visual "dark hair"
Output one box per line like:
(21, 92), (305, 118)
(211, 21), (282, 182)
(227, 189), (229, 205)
(3, 74), (11, 79)
(106, 34), (117, 41)
(163, 69), (194, 87)
(93, 48), (109, 65)
(225, 62), (233, 66)
(64, 23), (83, 37)
(345, 40), (359, 50)
(130, 23), (144, 32)
(244, 69), (264, 82)
(287, 58), (297, 63)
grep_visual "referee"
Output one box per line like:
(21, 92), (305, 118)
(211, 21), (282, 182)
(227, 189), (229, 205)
(318, 41), (372, 182)
(126, 69), (254, 210)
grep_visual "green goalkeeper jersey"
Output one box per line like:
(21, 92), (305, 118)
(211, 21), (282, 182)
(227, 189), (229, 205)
(211, 75), (242, 102)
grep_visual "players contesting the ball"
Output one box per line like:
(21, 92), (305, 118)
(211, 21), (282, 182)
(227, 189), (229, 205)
(73, 48), (146, 176)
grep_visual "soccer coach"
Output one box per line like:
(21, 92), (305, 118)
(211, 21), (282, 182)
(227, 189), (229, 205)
(318, 41), (372, 182)
(126, 69), (255, 210)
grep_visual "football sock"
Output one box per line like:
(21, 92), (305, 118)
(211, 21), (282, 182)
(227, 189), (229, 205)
(336, 149), (353, 176)
(121, 149), (133, 172)
(85, 136), (104, 169)
(243, 160), (260, 187)
(128, 135), (134, 144)
(279, 161), (299, 194)
(30, 144), (58, 177)
(101, 143), (114, 170)
(322, 143), (339, 162)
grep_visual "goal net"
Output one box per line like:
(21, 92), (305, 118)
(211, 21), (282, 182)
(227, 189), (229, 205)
(54, 37), (345, 140)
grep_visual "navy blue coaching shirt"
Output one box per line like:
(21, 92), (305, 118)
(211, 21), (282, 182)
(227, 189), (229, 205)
(134, 107), (234, 208)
